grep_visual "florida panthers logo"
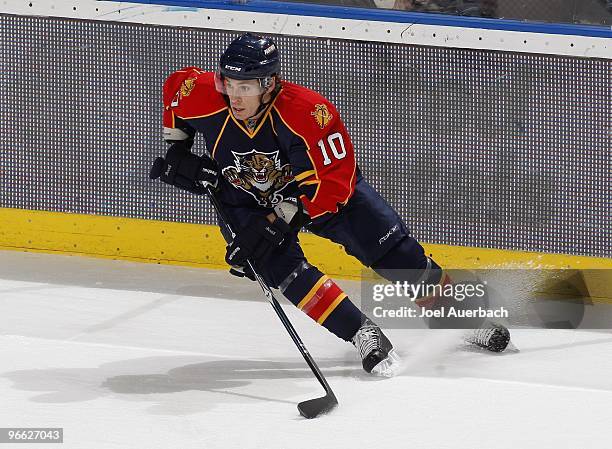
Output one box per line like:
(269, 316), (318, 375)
(222, 150), (294, 207)
(311, 103), (333, 129)
(180, 78), (196, 97)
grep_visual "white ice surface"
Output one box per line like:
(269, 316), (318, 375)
(1, 251), (611, 449)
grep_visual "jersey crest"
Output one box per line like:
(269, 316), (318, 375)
(222, 150), (294, 207)
(180, 78), (196, 97)
(311, 103), (333, 129)
(169, 77), (197, 108)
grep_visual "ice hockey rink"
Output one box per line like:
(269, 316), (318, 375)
(1, 250), (611, 449)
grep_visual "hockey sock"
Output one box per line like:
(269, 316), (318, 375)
(282, 265), (365, 341)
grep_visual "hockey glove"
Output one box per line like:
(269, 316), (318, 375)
(225, 215), (292, 267)
(150, 143), (218, 194)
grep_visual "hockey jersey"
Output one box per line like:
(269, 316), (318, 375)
(162, 67), (359, 220)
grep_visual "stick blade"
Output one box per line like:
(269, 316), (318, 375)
(298, 393), (338, 419)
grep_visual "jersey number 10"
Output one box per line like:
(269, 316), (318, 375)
(317, 132), (347, 166)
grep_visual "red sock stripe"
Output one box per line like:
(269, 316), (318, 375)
(301, 279), (344, 321)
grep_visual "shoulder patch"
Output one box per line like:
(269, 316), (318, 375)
(311, 103), (333, 129)
(180, 78), (196, 98)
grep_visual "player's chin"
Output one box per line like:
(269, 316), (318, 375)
(232, 107), (247, 119)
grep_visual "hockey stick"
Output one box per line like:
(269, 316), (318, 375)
(203, 185), (338, 419)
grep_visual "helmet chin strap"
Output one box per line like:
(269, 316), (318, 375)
(244, 80), (280, 123)
(245, 93), (269, 122)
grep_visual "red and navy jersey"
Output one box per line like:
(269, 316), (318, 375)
(162, 67), (359, 219)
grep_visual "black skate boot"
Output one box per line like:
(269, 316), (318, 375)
(351, 319), (401, 376)
(465, 322), (511, 352)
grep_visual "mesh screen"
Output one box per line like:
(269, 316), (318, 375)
(0, 14), (610, 257)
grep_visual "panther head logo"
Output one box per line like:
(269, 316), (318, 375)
(222, 150), (294, 207)
(240, 153), (277, 184)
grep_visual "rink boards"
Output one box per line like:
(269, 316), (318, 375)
(0, 7), (612, 257)
(1, 207), (610, 300)
(0, 2), (610, 284)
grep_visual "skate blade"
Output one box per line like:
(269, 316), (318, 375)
(371, 349), (402, 377)
(505, 340), (520, 353)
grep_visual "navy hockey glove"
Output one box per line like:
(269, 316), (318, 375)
(225, 215), (292, 267)
(150, 143), (218, 194)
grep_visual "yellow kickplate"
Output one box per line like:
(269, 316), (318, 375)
(1, 207), (610, 300)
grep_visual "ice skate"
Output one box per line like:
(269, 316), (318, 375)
(352, 319), (401, 377)
(465, 322), (511, 352)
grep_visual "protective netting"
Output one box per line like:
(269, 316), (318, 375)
(0, 14), (610, 257)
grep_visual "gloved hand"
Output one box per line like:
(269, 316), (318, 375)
(225, 214), (292, 267)
(150, 143), (218, 194)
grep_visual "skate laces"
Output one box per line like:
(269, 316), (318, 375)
(469, 326), (496, 346)
(353, 325), (381, 359)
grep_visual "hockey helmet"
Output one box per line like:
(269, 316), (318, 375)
(219, 33), (280, 80)
(216, 33), (280, 97)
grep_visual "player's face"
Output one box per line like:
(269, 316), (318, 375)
(224, 78), (265, 120)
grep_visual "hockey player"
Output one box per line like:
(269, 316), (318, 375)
(151, 33), (510, 376)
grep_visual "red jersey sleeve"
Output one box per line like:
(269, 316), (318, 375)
(162, 67), (227, 130)
(274, 83), (357, 219)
